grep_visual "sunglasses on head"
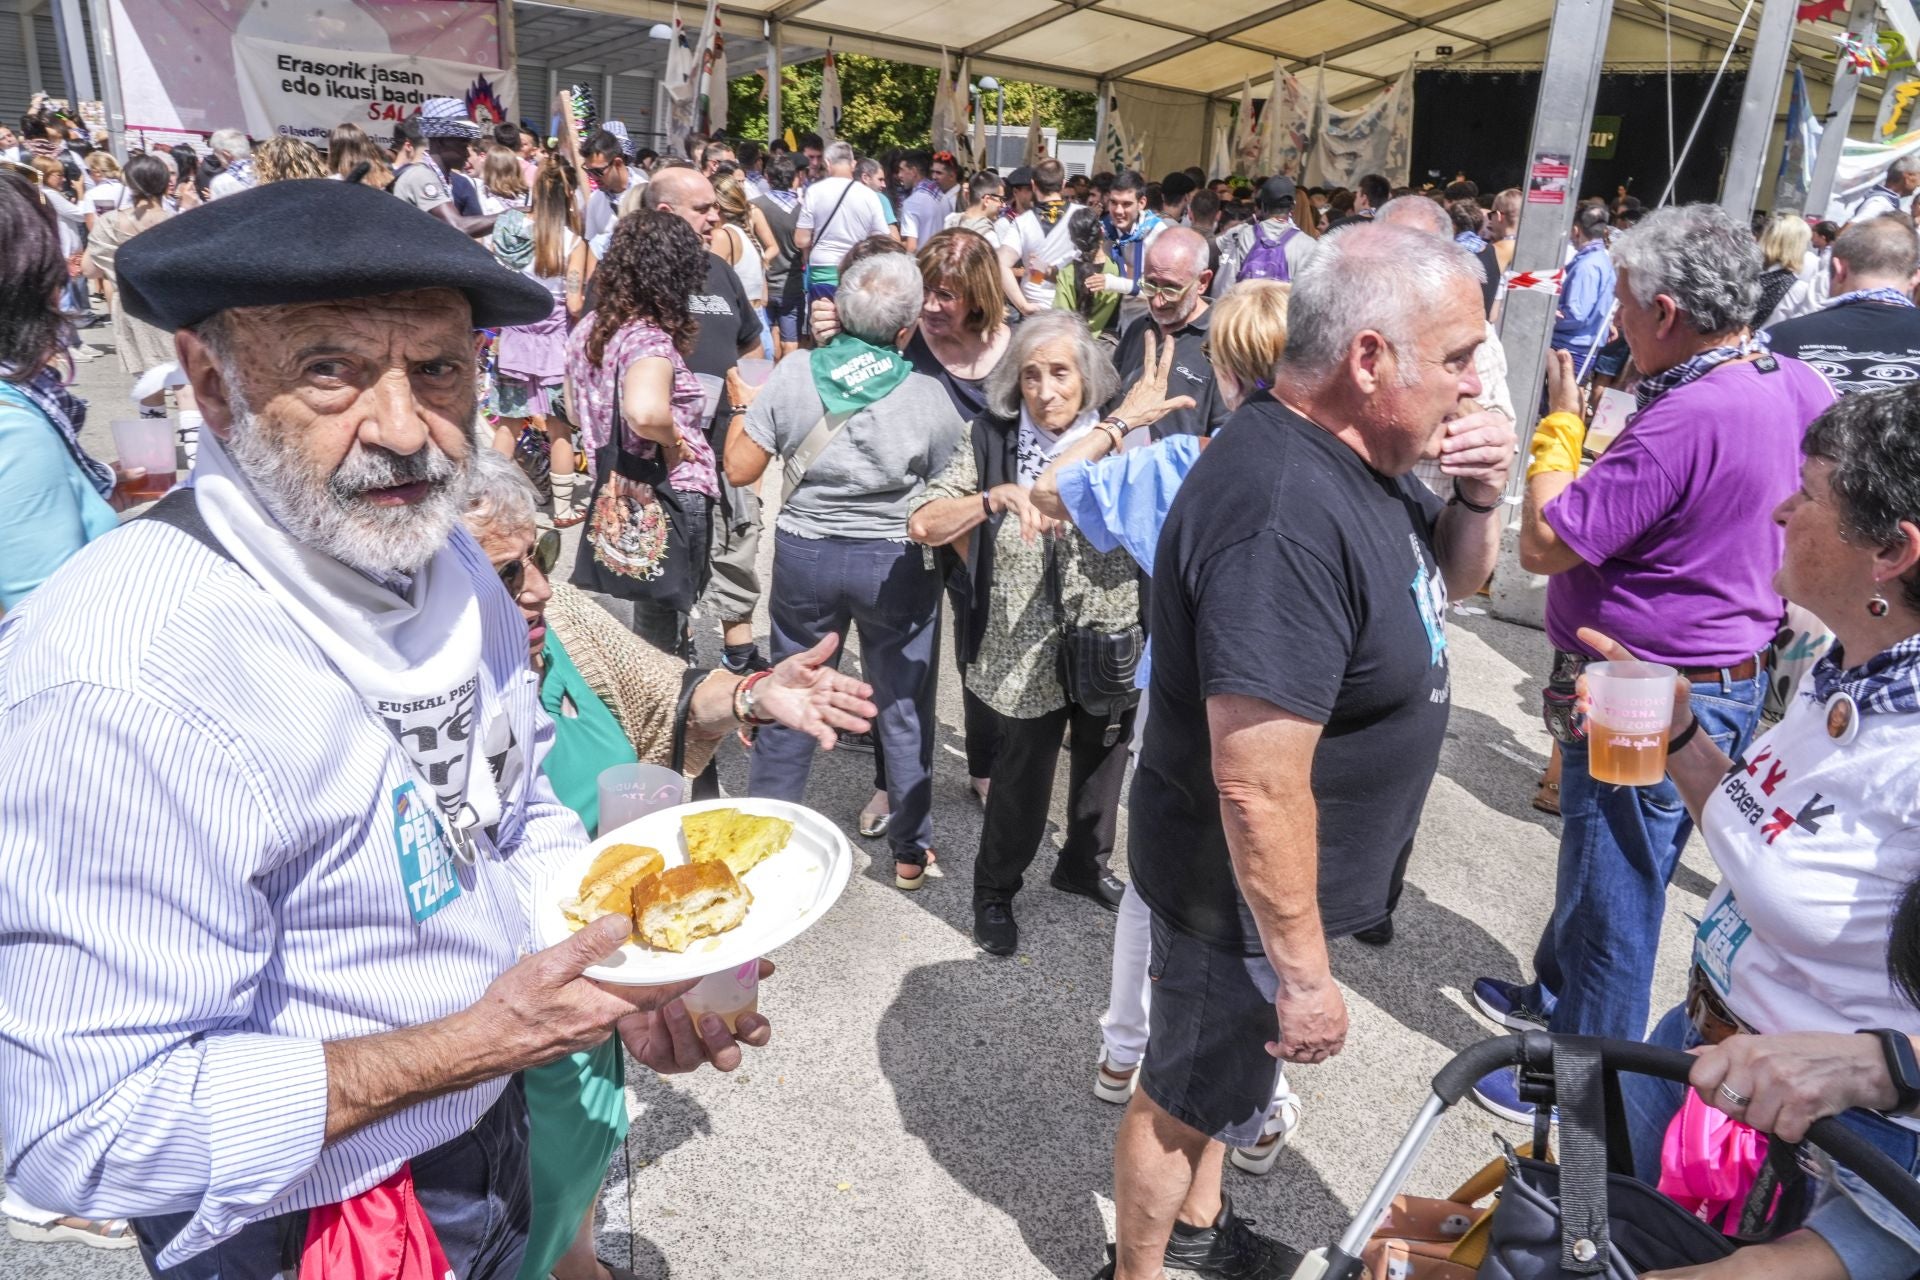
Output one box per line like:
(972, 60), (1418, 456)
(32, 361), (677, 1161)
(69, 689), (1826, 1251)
(499, 529), (561, 596)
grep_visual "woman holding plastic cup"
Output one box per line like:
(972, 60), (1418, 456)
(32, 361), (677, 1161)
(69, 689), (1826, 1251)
(1579, 388), (1920, 1280)
(460, 451), (874, 1280)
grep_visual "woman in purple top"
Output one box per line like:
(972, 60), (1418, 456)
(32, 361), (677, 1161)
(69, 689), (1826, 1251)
(1470, 204), (1836, 1125)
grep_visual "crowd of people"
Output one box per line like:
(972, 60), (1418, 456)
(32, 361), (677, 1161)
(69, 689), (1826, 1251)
(5, 86), (1920, 1280)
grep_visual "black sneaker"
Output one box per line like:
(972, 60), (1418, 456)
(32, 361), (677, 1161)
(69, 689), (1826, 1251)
(1163, 1196), (1303, 1280)
(973, 901), (1017, 955)
(1353, 916), (1394, 947)
(721, 643), (772, 674)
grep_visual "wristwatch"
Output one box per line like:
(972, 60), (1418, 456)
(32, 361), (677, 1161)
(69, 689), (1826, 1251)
(1859, 1028), (1920, 1113)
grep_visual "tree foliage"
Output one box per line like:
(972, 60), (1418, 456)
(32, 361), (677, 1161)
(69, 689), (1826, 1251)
(727, 53), (1096, 154)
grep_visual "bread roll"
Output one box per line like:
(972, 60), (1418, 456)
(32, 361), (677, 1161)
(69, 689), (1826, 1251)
(629, 861), (752, 953)
(562, 843), (665, 930)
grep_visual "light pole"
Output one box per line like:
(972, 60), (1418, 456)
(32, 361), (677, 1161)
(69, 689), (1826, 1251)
(976, 75), (1004, 169)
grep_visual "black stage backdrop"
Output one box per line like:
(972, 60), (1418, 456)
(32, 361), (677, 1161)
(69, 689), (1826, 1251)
(1410, 68), (1745, 206)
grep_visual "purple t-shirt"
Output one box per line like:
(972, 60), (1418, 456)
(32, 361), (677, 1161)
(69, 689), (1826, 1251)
(1544, 357), (1834, 666)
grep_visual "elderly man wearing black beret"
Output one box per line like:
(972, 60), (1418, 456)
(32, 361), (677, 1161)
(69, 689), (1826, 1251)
(0, 180), (765, 1279)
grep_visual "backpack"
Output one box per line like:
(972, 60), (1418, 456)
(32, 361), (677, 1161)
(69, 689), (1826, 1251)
(1238, 222), (1300, 282)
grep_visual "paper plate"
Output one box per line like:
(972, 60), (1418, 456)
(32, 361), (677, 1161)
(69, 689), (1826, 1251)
(536, 798), (853, 985)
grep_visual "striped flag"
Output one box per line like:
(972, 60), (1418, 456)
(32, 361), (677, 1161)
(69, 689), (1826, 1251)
(818, 43), (842, 142)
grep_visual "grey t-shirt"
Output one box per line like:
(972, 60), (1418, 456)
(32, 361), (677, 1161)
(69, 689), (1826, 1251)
(743, 352), (964, 541)
(392, 164), (450, 213)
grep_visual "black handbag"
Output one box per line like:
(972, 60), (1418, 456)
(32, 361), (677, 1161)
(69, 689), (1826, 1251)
(569, 369), (706, 616)
(1044, 537), (1142, 746)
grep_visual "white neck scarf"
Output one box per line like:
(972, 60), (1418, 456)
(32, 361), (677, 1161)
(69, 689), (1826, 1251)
(1015, 405), (1101, 489)
(191, 431), (502, 845)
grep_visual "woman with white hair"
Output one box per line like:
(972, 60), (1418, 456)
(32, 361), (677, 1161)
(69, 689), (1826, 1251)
(724, 249), (966, 889)
(908, 310), (1188, 956)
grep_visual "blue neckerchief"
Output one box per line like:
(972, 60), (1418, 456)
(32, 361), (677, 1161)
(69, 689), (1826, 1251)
(1111, 211), (1164, 284)
(1456, 230), (1487, 253)
(1806, 634), (1920, 717)
(1828, 287), (1916, 311)
(1633, 337), (1758, 414)
(912, 179), (940, 200)
(10, 366), (116, 497)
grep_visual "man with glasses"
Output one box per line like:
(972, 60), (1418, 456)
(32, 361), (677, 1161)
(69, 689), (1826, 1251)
(1115, 227), (1228, 439)
(949, 170), (1006, 249)
(580, 129), (633, 242)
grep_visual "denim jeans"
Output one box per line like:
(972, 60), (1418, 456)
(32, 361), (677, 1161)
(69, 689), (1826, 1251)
(1519, 673), (1765, 1043)
(1622, 1005), (1920, 1277)
(748, 531), (941, 862)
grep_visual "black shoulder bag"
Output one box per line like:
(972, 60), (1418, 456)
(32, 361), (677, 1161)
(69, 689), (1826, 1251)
(1045, 535), (1143, 747)
(570, 365), (705, 616)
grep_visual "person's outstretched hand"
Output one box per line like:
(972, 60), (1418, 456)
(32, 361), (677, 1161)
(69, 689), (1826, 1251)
(754, 633), (878, 749)
(1111, 330), (1198, 434)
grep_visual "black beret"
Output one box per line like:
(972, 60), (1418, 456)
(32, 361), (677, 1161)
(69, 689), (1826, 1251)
(116, 178), (554, 332)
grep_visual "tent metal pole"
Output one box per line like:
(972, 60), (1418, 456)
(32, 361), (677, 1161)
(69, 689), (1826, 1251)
(83, 0), (123, 155)
(1487, 0), (1614, 626)
(1719, 0), (1798, 222)
(1095, 80), (1109, 166)
(50, 0), (93, 103)
(1806, 0), (1882, 216)
(768, 20), (783, 141)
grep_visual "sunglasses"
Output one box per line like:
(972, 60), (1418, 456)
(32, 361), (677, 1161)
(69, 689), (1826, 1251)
(499, 529), (561, 596)
(1139, 279), (1196, 303)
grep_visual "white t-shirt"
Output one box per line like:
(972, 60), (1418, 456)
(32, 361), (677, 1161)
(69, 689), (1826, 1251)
(84, 180), (127, 216)
(796, 177), (891, 273)
(1695, 693), (1920, 1047)
(584, 187), (620, 242)
(1004, 204), (1085, 308)
(901, 186), (945, 247)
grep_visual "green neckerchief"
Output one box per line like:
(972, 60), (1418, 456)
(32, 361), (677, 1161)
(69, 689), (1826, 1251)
(808, 332), (913, 416)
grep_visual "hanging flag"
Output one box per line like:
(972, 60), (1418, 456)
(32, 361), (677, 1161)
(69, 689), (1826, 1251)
(1232, 78), (1260, 176)
(1208, 111), (1232, 181)
(699, 9), (728, 135)
(818, 42), (842, 142)
(933, 49), (956, 152)
(1774, 64), (1822, 211)
(1259, 61), (1312, 178)
(664, 3), (699, 152)
(784, 125), (798, 150)
(1024, 105), (1044, 166)
(950, 57), (974, 162)
(1306, 64), (1413, 189)
(1101, 97), (1129, 172)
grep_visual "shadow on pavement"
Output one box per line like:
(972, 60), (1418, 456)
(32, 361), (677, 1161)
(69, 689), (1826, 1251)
(877, 956), (1346, 1277)
(1334, 883), (1522, 1056)
(613, 1075), (716, 1277)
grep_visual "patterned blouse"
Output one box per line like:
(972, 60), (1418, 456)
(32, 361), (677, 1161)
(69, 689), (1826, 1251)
(914, 445), (1140, 720)
(565, 314), (719, 498)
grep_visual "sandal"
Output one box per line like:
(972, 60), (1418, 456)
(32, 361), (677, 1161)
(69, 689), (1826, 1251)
(858, 808), (889, 839)
(6, 1215), (138, 1250)
(1531, 779), (1561, 816)
(894, 849), (939, 890)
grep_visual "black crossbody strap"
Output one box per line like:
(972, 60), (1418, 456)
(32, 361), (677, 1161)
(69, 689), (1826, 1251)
(807, 181), (857, 275)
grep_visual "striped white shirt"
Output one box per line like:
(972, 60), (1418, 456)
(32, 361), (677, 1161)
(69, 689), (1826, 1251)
(0, 515), (585, 1267)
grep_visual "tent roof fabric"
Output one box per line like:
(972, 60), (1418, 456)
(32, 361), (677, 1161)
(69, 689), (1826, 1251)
(516, 0), (1864, 108)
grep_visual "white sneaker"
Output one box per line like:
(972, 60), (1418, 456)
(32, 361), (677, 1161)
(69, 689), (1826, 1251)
(69, 344), (104, 362)
(1094, 1049), (1139, 1105)
(1230, 1095), (1303, 1175)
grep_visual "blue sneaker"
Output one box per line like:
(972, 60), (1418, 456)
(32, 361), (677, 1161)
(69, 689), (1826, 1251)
(1472, 977), (1549, 1031)
(1470, 1066), (1560, 1126)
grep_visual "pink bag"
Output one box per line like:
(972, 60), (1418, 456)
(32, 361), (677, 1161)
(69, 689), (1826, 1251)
(1658, 1089), (1778, 1232)
(299, 1162), (454, 1280)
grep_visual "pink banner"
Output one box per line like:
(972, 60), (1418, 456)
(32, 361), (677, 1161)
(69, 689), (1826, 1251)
(109, 0), (504, 141)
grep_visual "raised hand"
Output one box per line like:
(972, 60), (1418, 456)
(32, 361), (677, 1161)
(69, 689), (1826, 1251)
(755, 634), (879, 750)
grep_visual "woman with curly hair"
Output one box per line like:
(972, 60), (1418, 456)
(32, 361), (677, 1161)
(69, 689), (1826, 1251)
(252, 136), (327, 184)
(564, 209), (719, 656)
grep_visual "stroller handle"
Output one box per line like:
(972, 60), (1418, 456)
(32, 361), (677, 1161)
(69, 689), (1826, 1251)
(1427, 1032), (1920, 1230)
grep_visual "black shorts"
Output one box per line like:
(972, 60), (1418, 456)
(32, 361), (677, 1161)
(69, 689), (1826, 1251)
(1139, 911), (1282, 1147)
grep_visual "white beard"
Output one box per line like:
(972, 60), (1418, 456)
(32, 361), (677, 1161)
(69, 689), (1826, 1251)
(222, 385), (475, 577)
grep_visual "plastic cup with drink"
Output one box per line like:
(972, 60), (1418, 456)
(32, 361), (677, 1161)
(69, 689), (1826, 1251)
(1584, 660), (1680, 786)
(110, 419), (177, 503)
(681, 958), (762, 1041)
(596, 762), (685, 834)
(734, 356), (774, 389)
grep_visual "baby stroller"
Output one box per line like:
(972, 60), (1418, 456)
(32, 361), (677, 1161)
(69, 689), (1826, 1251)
(1290, 1032), (1920, 1279)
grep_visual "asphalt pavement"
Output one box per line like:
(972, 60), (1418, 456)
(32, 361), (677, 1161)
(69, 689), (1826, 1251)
(1, 337), (1713, 1279)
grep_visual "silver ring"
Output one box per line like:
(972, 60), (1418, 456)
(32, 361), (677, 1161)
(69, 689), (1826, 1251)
(1717, 1082), (1752, 1109)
